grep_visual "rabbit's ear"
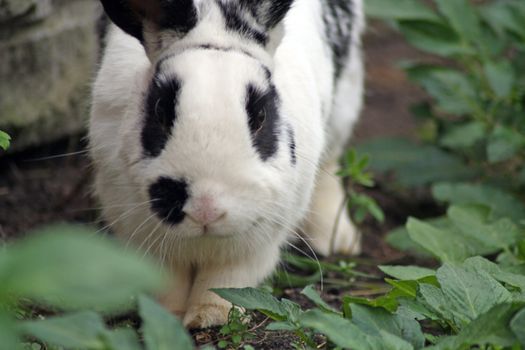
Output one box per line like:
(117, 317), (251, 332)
(99, 0), (197, 42)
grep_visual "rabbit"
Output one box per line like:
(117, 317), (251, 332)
(89, 0), (364, 328)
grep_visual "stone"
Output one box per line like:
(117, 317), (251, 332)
(0, 0), (101, 151)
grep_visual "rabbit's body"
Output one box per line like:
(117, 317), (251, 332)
(90, 0), (364, 328)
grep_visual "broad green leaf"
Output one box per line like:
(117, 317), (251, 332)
(440, 122), (485, 149)
(350, 304), (425, 349)
(0, 313), (19, 350)
(407, 218), (487, 263)
(357, 138), (475, 187)
(448, 205), (521, 250)
(484, 60), (515, 98)
(0, 131), (10, 150)
(397, 298), (440, 321)
(437, 264), (512, 326)
(379, 266), (435, 281)
(434, 0), (482, 45)
(364, 0), (439, 21)
(300, 309), (413, 350)
(385, 226), (433, 258)
(480, 1), (525, 38)
(138, 296), (193, 350)
(405, 65), (477, 115)
(398, 21), (473, 57)
(432, 182), (525, 222)
(21, 312), (106, 349)
(104, 328), (142, 350)
(212, 288), (287, 320)
(344, 295), (398, 313)
(464, 257), (525, 292)
(511, 308), (525, 345)
(445, 303), (521, 348)
(265, 321), (296, 331)
(418, 284), (454, 323)
(487, 125), (525, 163)
(385, 279), (419, 299)
(300, 285), (339, 314)
(0, 225), (165, 311)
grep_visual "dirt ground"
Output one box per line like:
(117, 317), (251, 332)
(0, 23), (432, 349)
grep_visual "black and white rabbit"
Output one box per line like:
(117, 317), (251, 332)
(90, 0), (364, 328)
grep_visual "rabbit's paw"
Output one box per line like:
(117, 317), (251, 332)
(305, 210), (361, 256)
(183, 302), (231, 329)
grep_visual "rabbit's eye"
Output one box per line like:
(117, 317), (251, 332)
(250, 108), (266, 134)
(245, 83), (280, 161)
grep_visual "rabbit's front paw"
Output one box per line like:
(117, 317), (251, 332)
(183, 302), (231, 329)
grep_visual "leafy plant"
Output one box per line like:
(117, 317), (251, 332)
(0, 224), (193, 350)
(339, 149), (385, 224)
(0, 130), (11, 150)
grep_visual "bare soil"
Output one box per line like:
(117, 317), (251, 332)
(0, 23), (437, 349)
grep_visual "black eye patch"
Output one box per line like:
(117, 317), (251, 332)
(245, 84), (280, 161)
(141, 77), (181, 158)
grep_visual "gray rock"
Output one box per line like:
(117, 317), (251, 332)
(0, 0), (101, 151)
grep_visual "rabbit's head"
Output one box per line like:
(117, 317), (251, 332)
(100, 0), (301, 239)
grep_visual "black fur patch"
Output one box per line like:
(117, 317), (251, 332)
(216, 1), (268, 45)
(141, 76), (181, 158)
(322, 0), (354, 78)
(100, 0), (197, 42)
(216, 0), (294, 45)
(245, 84), (280, 160)
(149, 177), (189, 225)
(100, 0), (144, 41)
(287, 126), (297, 166)
(158, 0), (198, 34)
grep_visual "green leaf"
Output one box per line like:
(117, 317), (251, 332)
(21, 312), (106, 349)
(437, 263), (512, 326)
(385, 279), (419, 299)
(418, 284), (454, 323)
(406, 218), (487, 263)
(480, 1), (525, 39)
(379, 266), (435, 281)
(300, 309), (413, 350)
(300, 285), (339, 314)
(398, 21), (473, 57)
(511, 308), (525, 346)
(350, 304), (425, 350)
(345, 293), (399, 313)
(385, 226), (433, 258)
(444, 303), (522, 349)
(448, 205), (521, 250)
(357, 138), (475, 187)
(464, 257), (525, 292)
(487, 125), (525, 163)
(0, 225), (165, 311)
(212, 288), (287, 320)
(138, 295), (193, 350)
(405, 65), (477, 115)
(484, 60), (515, 98)
(440, 122), (486, 149)
(0, 313), (20, 350)
(364, 0), (439, 21)
(432, 182), (525, 222)
(104, 328), (142, 350)
(434, 0), (482, 45)
(0, 131), (11, 151)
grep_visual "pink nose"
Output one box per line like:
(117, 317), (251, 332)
(185, 196), (226, 226)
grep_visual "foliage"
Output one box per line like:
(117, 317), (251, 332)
(339, 149), (385, 223)
(0, 225), (193, 350)
(0, 130), (10, 150)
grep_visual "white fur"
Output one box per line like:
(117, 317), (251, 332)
(90, 0), (364, 328)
